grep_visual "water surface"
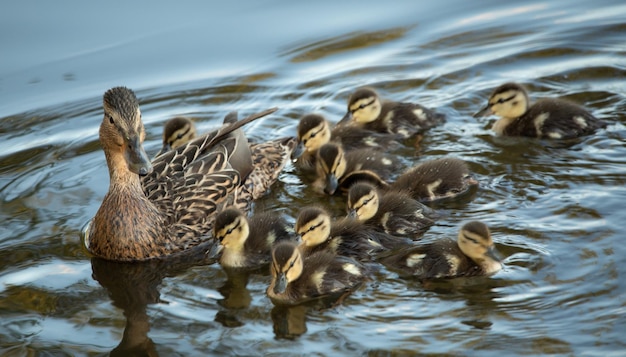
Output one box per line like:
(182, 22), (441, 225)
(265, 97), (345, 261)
(1, 1), (625, 355)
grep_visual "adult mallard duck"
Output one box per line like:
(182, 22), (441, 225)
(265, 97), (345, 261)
(346, 182), (438, 238)
(267, 240), (367, 305)
(213, 207), (294, 269)
(292, 113), (402, 173)
(474, 82), (606, 139)
(339, 87), (445, 139)
(85, 86), (291, 261)
(380, 221), (503, 279)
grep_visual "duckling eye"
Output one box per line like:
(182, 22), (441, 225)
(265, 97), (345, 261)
(359, 103), (367, 109)
(226, 228), (234, 235)
(310, 132), (316, 138)
(467, 237), (478, 244)
(177, 133), (183, 139)
(289, 259), (296, 268)
(497, 98), (506, 104)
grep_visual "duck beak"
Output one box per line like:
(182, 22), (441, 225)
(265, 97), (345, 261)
(126, 136), (153, 176)
(206, 241), (224, 259)
(338, 111), (352, 125)
(485, 246), (503, 262)
(155, 143), (171, 157)
(473, 103), (492, 118)
(347, 208), (358, 219)
(273, 272), (288, 294)
(324, 173), (339, 195)
(291, 140), (305, 161)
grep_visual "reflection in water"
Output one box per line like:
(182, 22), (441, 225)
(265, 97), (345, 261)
(271, 304), (308, 339)
(90, 251), (217, 356)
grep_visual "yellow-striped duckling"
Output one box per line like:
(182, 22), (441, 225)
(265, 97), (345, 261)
(315, 142), (400, 195)
(347, 182), (437, 238)
(213, 207), (295, 269)
(390, 157), (478, 202)
(340, 87), (445, 139)
(86, 86), (282, 261)
(380, 221), (503, 279)
(292, 113), (402, 172)
(157, 116), (197, 156)
(474, 82), (606, 139)
(295, 206), (407, 261)
(267, 241), (367, 305)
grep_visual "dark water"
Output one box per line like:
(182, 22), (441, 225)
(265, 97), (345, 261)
(1, 1), (626, 355)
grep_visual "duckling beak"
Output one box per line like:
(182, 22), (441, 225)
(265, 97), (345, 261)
(125, 136), (153, 176)
(206, 241), (224, 259)
(155, 143), (171, 158)
(347, 208), (358, 219)
(338, 111), (352, 125)
(294, 234), (303, 244)
(273, 272), (288, 294)
(291, 141), (305, 161)
(324, 174), (339, 195)
(485, 246), (503, 262)
(473, 104), (492, 118)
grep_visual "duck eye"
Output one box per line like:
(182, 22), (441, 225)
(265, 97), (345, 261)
(497, 98), (505, 104)
(108, 115), (114, 124)
(359, 103), (367, 109)
(177, 133), (183, 139)
(226, 228), (234, 235)
(310, 132), (316, 138)
(289, 259), (296, 268)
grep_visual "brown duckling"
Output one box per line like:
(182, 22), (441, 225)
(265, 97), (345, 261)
(213, 207), (295, 269)
(380, 221), (503, 279)
(474, 82), (606, 139)
(292, 113), (402, 172)
(390, 157), (478, 202)
(315, 142), (401, 195)
(86, 86), (281, 261)
(295, 206), (407, 261)
(347, 182), (437, 238)
(157, 116), (197, 156)
(340, 87), (445, 139)
(267, 241), (367, 305)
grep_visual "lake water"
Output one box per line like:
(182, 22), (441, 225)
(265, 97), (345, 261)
(1, 1), (625, 355)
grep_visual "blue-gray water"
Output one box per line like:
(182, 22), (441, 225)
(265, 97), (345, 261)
(1, 1), (625, 355)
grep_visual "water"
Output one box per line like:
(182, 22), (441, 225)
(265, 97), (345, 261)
(1, 0), (625, 355)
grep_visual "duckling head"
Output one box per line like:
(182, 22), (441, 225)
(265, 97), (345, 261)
(158, 116), (197, 156)
(295, 207), (332, 248)
(271, 241), (304, 294)
(342, 87), (382, 124)
(347, 182), (380, 221)
(292, 114), (332, 160)
(101, 87), (152, 176)
(474, 82), (530, 120)
(316, 143), (347, 195)
(213, 207), (250, 253)
(457, 221), (503, 274)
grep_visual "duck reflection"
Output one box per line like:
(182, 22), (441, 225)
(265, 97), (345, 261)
(90, 249), (217, 357)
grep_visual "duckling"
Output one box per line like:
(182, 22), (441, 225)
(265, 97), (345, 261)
(292, 113), (402, 172)
(267, 241), (367, 305)
(295, 206), (407, 261)
(380, 221), (503, 279)
(390, 157), (478, 202)
(315, 142), (400, 195)
(340, 87), (445, 139)
(86, 86), (283, 261)
(157, 116), (197, 156)
(474, 82), (606, 139)
(213, 207), (294, 269)
(347, 182), (437, 238)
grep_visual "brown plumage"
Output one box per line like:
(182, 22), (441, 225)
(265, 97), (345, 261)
(267, 241), (367, 305)
(340, 87), (445, 139)
(474, 82), (606, 139)
(380, 221), (503, 279)
(86, 86), (285, 261)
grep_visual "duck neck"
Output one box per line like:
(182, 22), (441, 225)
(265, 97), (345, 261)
(90, 150), (164, 261)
